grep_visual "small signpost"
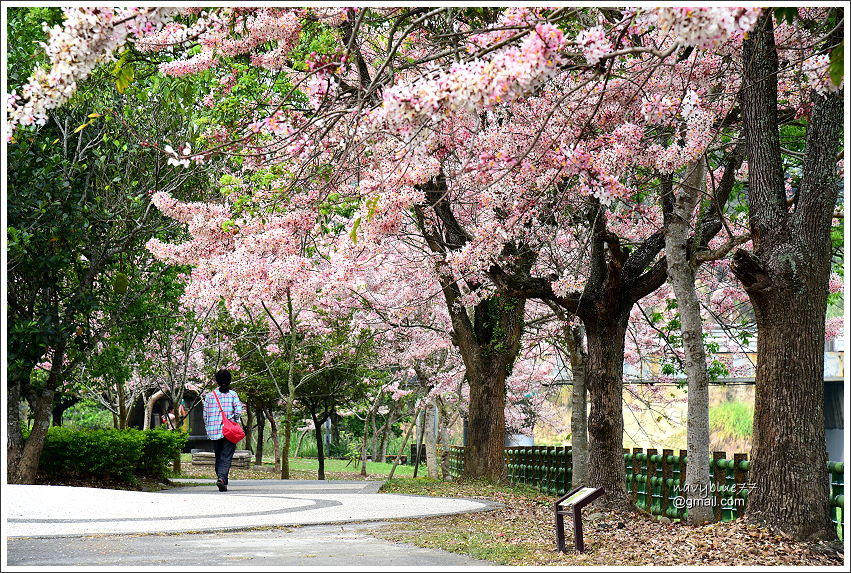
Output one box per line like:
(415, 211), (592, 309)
(554, 486), (605, 553)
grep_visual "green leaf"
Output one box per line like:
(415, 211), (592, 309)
(115, 62), (135, 94)
(112, 272), (129, 294)
(829, 41), (844, 87)
(773, 7), (797, 25)
(72, 120), (93, 134)
(349, 217), (361, 244)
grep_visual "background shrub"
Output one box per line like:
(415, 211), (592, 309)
(39, 427), (186, 482)
(139, 428), (187, 478)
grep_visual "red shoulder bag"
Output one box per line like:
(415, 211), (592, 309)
(213, 390), (245, 444)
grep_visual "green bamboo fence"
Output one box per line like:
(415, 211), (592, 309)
(448, 445), (844, 540)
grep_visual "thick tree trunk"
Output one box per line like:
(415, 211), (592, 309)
(12, 387), (54, 484)
(464, 359), (509, 480)
(461, 295), (526, 481)
(7, 376), (26, 483)
(584, 313), (631, 509)
(735, 279), (832, 539)
(415, 179), (527, 482)
(733, 10), (841, 541)
(566, 324), (589, 488)
(663, 161), (714, 523)
(424, 403), (440, 479)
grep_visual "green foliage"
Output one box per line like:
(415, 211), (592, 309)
(63, 400), (114, 430)
(773, 7), (798, 26)
(293, 433), (319, 458)
(709, 401), (754, 441)
(39, 427), (145, 481)
(138, 428), (189, 478)
(39, 427), (186, 482)
(5, 7), (64, 91)
(328, 430), (358, 459)
(829, 41), (844, 87)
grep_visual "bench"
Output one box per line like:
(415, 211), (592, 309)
(191, 449), (252, 469)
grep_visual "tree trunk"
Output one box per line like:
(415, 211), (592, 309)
(117, 381), (127, 430)
(143, 390), (165, 430)
(280, 411), (291, 479)
(437, 399), (455, 480)
(389, 402), (423, 479)
(7, 375), (26, 483)
(295, 430), (306, 459)
(663, 161), (714, 523)
(424, 403), (439, 479)
(566, 324), (589, 488)
(245, 405), (254, 455)
(12, 386), (54, 484)
(312, 412), (326, 480)
(377, 400), (401, 462)
(584, 313), (631, 509)
(360, 409), (371, 477)
(361, 393), (382, 476)
(731, 11), (841, 541)
(734, 278), (833, 539)
(264, 409), (281, 473)
(464, 358), (508, 480)
(461, 295), (526, 481)
(413, 407), (424, 477)
(370, 407), (381, 461)
(255, 409), (265, 466)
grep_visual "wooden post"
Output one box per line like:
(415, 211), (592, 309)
(661, 448), (673, 518)
(646, 448), (658, 515)
(632, 447), (642, 505)
(679, 449), (688, 520)
(733, 452), (748, 520)
(565, 445), (573, 491)
(713, 451), (726, 522)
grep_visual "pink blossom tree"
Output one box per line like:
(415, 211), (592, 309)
(9, 7), (843, 535)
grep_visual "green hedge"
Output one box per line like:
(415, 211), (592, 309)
(39, 427), (187, 482)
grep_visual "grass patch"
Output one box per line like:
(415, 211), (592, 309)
(381, 477), (542, 499)
(710, 401), (754, 440)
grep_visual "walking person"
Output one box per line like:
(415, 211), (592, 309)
(203, 369), (243, 492)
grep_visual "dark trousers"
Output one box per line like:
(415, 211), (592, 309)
(212, 438), (236, 484)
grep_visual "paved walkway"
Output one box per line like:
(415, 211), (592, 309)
(5, 480), (498, 567)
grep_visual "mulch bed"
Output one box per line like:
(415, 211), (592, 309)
(371, 483), (845, 566)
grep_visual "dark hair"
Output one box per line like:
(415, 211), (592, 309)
(215, 369), (232, 391)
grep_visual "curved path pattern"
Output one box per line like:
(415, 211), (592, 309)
(5, 480), (495, 538)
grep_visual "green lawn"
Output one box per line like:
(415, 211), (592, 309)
(285, 457), (417, 476)
(179, 453), (417, 477)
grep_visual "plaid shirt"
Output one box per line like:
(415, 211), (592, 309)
(203, 389), (242, 440)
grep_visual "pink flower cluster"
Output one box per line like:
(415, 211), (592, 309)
(575, 26), (612, 65)
(466, 7), (543, 51)
(655, 7), (762, 49)
(7, 7), (177, 136)
(149, 8), (302, 76)
(382, 23), (568, 132)
(802, 54), (843, 95)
